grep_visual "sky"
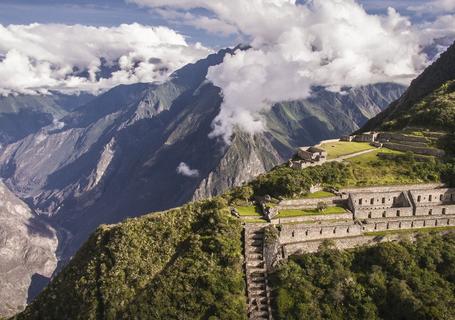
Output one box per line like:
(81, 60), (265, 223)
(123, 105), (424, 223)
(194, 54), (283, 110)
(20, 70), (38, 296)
(0, 0), (449, 47)
(0, 0), (455, 142)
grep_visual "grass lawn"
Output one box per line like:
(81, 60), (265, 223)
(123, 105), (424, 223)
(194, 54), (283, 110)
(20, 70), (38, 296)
(302, 191), (334, 199)
(277, 206), (347, 218)
(343, 148), (435, 186)
(364, 226), (455, 237)
(236, 206), (262, 216)
(319, 141), (375, 159)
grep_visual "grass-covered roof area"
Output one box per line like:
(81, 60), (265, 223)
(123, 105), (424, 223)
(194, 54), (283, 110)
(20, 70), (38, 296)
(276, 206), (347, 218)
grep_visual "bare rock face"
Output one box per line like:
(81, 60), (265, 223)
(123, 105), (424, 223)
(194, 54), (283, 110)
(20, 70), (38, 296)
(0, 181), (57, 317)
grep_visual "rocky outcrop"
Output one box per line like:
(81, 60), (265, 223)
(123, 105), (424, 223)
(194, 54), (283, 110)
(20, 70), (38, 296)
(0, 181), (57, 318)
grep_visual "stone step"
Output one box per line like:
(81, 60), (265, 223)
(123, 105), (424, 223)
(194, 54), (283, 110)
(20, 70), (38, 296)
(250, 310), (269, 318)
(249, 246), (262, 253)
(250, 240), (263, 247)
(249, 283), (266, 291)
(248, 268), (266, 275)
(249, 233), (264, 240)
(251, 277), (266, 284)
(247, 254), (263, 262)
(249, 288), (267, 296)
(247, 261), (264, 268)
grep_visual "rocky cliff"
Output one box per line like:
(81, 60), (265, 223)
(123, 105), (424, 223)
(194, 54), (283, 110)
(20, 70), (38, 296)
(0, 181), (57, 317)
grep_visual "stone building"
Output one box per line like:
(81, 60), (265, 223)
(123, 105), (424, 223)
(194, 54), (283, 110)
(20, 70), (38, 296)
(352, 132), (378, 142)
(296, 146), (327, 162)
(289, 146), (327, 169)
(348, 191), (413, 219)
(409, 188), (455, 216)
(279, 221), (362, 244)
(340, 135), (353, 142)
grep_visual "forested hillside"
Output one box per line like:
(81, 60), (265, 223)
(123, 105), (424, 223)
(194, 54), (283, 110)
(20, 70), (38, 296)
(15, 199), (246, 320)
(272, 233), (455, 320)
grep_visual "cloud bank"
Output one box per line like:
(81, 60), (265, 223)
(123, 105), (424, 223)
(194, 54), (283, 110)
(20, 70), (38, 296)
(176, 162), (200, 177)
(133, 0), (455, 143)
(0, 23), (210, 96)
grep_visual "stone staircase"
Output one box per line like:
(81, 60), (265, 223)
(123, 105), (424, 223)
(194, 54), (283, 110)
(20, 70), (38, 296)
(244, 226), (272, 320)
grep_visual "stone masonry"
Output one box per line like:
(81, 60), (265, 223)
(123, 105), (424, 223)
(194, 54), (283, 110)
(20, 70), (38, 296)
(243, 184), (454, 319)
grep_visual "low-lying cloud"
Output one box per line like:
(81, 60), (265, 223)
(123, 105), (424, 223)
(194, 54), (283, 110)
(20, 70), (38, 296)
(0, 23), (210, 95)
(176, 162), (200, 177)
(134, 0), (455, 143)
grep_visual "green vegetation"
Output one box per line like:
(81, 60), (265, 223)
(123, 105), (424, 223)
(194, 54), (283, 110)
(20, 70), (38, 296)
(345, 149), (450, 187)
(234, 151), (455, 202)
(277, 206), (346, 218)
(272, 233), (455, 320)
(320, 141), (375, 159)
(16, 199), (246, 320)
(301, 191), (334, 199)
(249, 162), (351, 199)
(235, 205), (262, 216)
(364, 226), (455, 237)
(382, 80), (455, 132)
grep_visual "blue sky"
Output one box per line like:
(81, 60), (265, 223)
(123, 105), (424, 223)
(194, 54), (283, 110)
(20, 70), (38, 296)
(0, 0), (435, 48)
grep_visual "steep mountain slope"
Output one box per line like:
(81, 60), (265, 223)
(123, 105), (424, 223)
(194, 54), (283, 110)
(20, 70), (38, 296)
(361, 41), (455, 132)
(15, 199), (245, 320)
(0, 182), (57, 318)
(0, 48), (404, 261)
(0, 93), (94, 146)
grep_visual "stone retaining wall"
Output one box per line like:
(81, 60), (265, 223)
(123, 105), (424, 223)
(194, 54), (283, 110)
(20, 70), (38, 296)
(271, 213), (353, 224)
(276, 215), (455, 256)
(383, 142), (445, 157)
(340, 183), (445, 194)
(278, 197), (339, 209)
(355, 207), (414, 219)
(279, 221), (362, 244)
(378, 132), (429, 143)
(283, 234), (418, 255)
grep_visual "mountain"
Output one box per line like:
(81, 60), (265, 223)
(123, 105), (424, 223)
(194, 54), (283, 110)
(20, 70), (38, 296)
(0, 48), (404, 315)
(0, 181), (58, 318)
(14, 199), (246, 320)
(361, 41), (455, 132)
(0, 92), (94, 146)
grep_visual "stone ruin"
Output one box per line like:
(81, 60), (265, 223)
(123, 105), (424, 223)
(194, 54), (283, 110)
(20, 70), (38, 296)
(288, 146), (327, 169)
(263, 184), (455, 260)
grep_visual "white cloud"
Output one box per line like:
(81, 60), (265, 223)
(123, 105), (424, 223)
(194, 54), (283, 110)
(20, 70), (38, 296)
(0, 23), (211, 96)
(134, 0), (455, 144)
(176, 162), (200, 177)
(408, 0), (455, 14)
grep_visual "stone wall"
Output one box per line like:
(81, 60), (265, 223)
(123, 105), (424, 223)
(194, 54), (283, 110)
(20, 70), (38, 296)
(414, 205), (455, 216)
(409, 188), (455, 205)
(340, 183), (445, 194)
(278, 197), (339, 209)
(280, 215), (455, 255)
(382, 142), (445, 157)
(279, 222), (362, 244)
(271, 213), (352, 224)
(378, 132), (429, 143)
(348, 191), (410, 209)
(355, 207), (414, 219)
